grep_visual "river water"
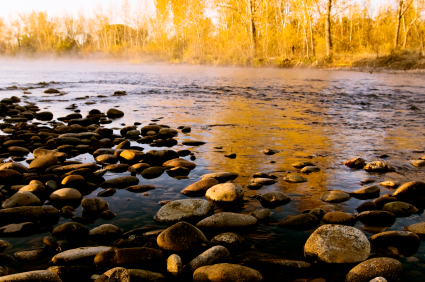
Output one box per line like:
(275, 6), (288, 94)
(0, 61), (425, 281)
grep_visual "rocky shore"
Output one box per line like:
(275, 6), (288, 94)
(0, 91), (424, 282)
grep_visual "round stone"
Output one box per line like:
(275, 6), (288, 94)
(205, 183), (244, 203)
(193, 263), (262, 282)
(154, 199), (214, 224)
(50, 188), (82, 202)
(320, 190), (350, 203)
(345, 257), (402, 282)
(157, 222), (208, 252)
(304, 225), (371, 264)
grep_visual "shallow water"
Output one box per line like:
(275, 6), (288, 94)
(1, 61), (425, 281)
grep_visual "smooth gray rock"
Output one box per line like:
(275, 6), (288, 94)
(187, 245), (231, 272)
(205, 183), (244, 203)
(1, 191), (41, 209)
(0, 270), (62, 282)
(196, 212), (257, 232)
(154, 199), (214, 223)
(51, 246), (112, 265)
(345, 257), (402, 282)
(157, 222), (208, 252)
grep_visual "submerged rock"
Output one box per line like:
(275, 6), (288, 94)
(276, 214), (319, 230)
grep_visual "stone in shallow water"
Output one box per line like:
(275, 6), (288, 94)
(257, 191), (291, 208)
(251, 209), (271, 220)
(351, 185), (380, 199)
(404, 222), (425, 239)
(345, 257), (402, 282)
(322, 211), (356, 226)
(411, 159), (425, 167)
(251, 178), (276, 185)
(89, 224), (123, 244)
(392, 181), (425, 198)
(0, 270), (62, 282)
(210, 232), (244, 249)
(50, 188), (82, 202)
(369, 231), (421, 256)
(301, 166), (321, 173)
(1, 191), (41, 209)
(292, 161), (315, 168)
(181, 178), (219, 196)
(363, 161), (395, 172)
(205, 183), (244, 203)
(157, 222), (208, 252)
(276, 214), (319, 230)
(320, 190), (350, 203)
(343, 157), (366, 168)
(101, 176), (139, 188)
(201, 172), (238, 183)
(193, 263), (262, 282)
(94, 267), (130, 282)
(94, 247), (163, 269)
(187, 245), (231, 272)
(196, 212), (257, 232)
(304, 225), (370, 264)
(154, 199), (214, 223)
(356, 210), (396, 227)
(382, 201), (418, 217)
(51, 246), (112, 265)
(283, 174), (308, 183)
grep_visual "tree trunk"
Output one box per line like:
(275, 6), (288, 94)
(325, 0), (332, 57)
(394, 0), (403, 49)
(248, 0), (257, 57)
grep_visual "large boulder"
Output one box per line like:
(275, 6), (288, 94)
(304, 225), (370, 264)
(193, 263), (262, 282)
(345, 257), (402, 282)
(205, 183), (244, 203)
(154, 199), (214, 224)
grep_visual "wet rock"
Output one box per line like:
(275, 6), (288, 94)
(7, 146), (30, 156)
(95, 267), (129, 282)
(14, 248), (45, 261)
(322, 211), (356, 225)
(304, 225), (370, 264)
(370, 231), (421, 256)
(130, 163), (150, 173)
(94, 247), (163, 269)
(251, 209), (271, 220)
(0, 270), (62, 282)
(125, 185), (155, 193)
(157, 221), (208, 251)
(210, 232), (244, 249)
(0, 240), (9, 252)
(309, 208), (326, 220)
(193, 263), (262, 282)
(145, 149), (179, 164)
(0, 206), (59, 226)
(99, 210), (116, 220)
(182, 140), (205, 146)
(382, 201), (418, 217)
(95, 154), (118, 164)
(166, 167), (190, 177)
(35, 111), (54, 121)
(403, 222), (425, 239)
(141, 166), (165, 179)
(261, 149), (278, 155)
(251, 178), (276, 185)
(128, 269), (166, 282)
(89, 224), (123, 244)
(19, 182), (46, 198)
(205, 183), (244, 203)
(101, 176), (139, 188)
(373, 196), (398, 209)
(33, 148), (67, 159)
(52, 163), (99, 174)
(257, 191), (291, 208)
(0, 162), (29, 174)
(356, 211), (396, 227)
(52, 222), (89, 243)
(61, 175), (85, 188)
(392, 181), (425, 199)
(292, 161), (315, 168)
(356, 202), (379, 213)
(255, 258), (312, 274)
(364, 161), (395, 172)
(351, 185), (380, 199)
(246, 183), (263, 190)
(97, 188), (116, 197)
(51, 246), (112, 265)
(301, 166), (321, 173)
(343, 157), (366, 168)
(0, 222), (35, 236)
(163, 158), (196, 169)
(0, 254), (13, 264)
(105, 164), (129, 173)
(276, 214), (319, 230)
(201, 172), (238, 183)
(1, 191), (41, 209)
(120, 150), (144, 162)
(81, 198), (109, 214)
(411, 159), (425, 167)
(320, 190), (350, 203)
(0, 169), (22, 186)
(154, 199), (214, 224)
(187, 245), (231, 272)
(196, 212), (257, 232)
(45, 88), (61, 93)
(107, 109), (124, 118)
(167, 254), (183, 277)
(345, 257), (402, 282)
(283, 174), (308, 183)
(370, 277), (388, 282)
(181, 178), (219, 196)
(379, 181), (400, 189)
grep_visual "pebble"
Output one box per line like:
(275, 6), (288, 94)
(382, 201), (418, 217)
(167, 254), (183, 276)
(343, 157), (366, 168)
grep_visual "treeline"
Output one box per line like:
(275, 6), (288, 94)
(0, 0), (424, 67)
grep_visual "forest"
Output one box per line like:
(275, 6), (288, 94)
(0, 0), (424, 68)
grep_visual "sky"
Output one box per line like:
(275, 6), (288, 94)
(0, 0), (389, 20)
(0, 0), (149, 19)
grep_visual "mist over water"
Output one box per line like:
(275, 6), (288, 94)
(1, 61), (425, 281)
